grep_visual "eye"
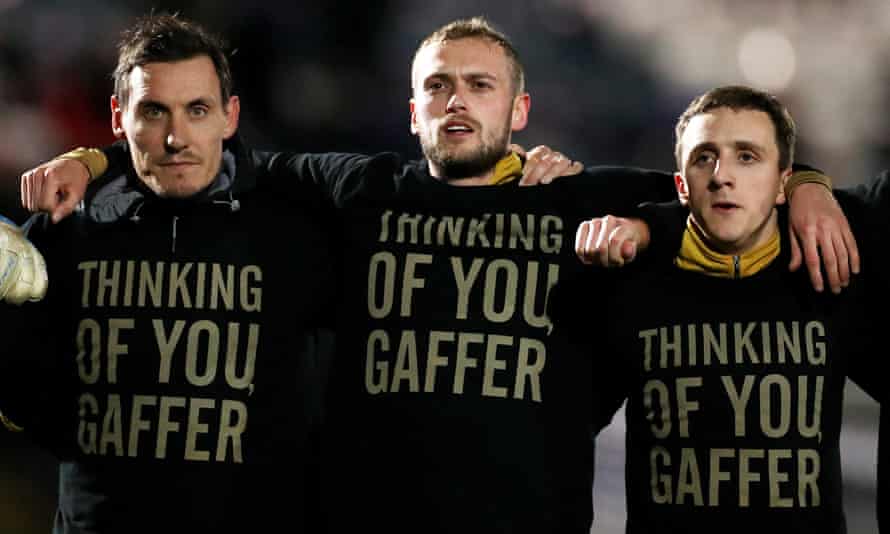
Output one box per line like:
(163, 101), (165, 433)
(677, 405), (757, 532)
(425, 80), (446, 92)
(473, 80), (493, 90)
(142, 105), (164, 120)
(738, 151), (758, 163)
(693, 151), (716, 167)
(189, 105), (209, 118)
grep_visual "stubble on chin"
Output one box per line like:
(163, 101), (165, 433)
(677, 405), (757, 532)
(422, 133), (508, 180)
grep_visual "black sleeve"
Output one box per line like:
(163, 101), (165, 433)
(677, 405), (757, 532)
(96, 139), (132, 182)
(252, 150), (405, 207)
(632, 200), (688, 264)
(557, 166), (682, 266)
(840, 170), (890, 235)
(548, 269), (633, 434)
(581, 165), (678, 211)
(843, 297), (885, 405)
(837, 171), (890, 300)
(855, 169), (890, 208)
(96, 137), (384, 208)
(838, 175), (887, 402)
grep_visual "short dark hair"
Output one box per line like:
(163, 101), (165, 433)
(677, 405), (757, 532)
(412, 16), (526, 95)
(113, 13), (233, 106)
(675, 85), (796, 170)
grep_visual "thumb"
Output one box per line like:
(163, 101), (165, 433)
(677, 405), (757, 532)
(622, 240), (637, 262)
(52, 195), (79, 224)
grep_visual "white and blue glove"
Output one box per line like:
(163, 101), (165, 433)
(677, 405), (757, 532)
(0, 215), (47, 305)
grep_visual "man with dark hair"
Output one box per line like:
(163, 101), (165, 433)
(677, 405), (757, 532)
(556, 85), (881, 533)
(109, 15), (239, 199)
(1, 13), (337, 533)
(112, 14), (235, 109)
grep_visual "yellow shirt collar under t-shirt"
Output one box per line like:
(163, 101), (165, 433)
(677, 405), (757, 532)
(675, 217), (780, 279)
(487, 152), (524, 185)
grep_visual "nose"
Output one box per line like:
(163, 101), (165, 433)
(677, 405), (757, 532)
(710, 158), (733, 188)
(446, 86), (467, 113)
(164, 114), (188, 154)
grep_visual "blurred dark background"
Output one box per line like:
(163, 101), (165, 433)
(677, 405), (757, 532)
(0, 0), (881, 532)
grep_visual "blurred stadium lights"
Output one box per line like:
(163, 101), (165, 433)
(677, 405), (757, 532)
(738, 28), (796, 92)
(567, 0), (890, 183)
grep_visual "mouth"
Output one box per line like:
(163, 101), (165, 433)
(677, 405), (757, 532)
(712, 201), (740, 212)
(441, 119), (476, 138)
(159, 161), (199, 169)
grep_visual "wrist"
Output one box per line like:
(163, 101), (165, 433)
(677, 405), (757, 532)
(785, 170), (832, 201)
(54, 147), (108, 182)
(628, 217), (650, 251)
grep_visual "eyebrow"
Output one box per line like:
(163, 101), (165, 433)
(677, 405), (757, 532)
(687, 139), (767, 162)
(137, 97), (214, 110)
(136, 99), (169, 112)
(732, 140), (766, 153)
(464, 72), (498, 81)
(185, 97), (215, 109)
(424, 71), (499, 84)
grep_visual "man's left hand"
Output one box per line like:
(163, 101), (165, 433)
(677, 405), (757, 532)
(510, 144), (583, 185)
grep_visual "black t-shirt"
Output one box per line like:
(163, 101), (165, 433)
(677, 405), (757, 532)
(552, 204), (880, 534)
(264, 151), (677, 533)
(1, 142), (338, 534)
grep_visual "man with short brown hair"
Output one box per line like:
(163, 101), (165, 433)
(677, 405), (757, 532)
(555, 85), (879, 533)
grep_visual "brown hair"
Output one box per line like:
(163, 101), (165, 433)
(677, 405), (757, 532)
(113, 13), (233, 106)
(675, 85), (796, 170)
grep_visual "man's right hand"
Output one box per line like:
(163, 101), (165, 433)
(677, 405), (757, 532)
(21, 158), (91, 223)
(0, 216), (48, 304)
(575, 215), (650, 267)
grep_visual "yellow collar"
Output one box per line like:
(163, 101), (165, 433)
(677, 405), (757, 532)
(675, 218), (780, 279)
(487, 152), (524, 185)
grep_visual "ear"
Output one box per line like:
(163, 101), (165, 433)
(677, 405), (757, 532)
(674, 172), (690, 205)
(110, 95), (125, 139)
(511, 93), (530, 132)
(222, 95), (240, 140)
(409, 98), (419, 135)
(775, 167), (792, 205)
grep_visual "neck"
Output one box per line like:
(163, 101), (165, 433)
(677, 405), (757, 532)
(427, 151), (525, 187)
(427, 162), (496, 186)
(694, 212), (778, 256)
